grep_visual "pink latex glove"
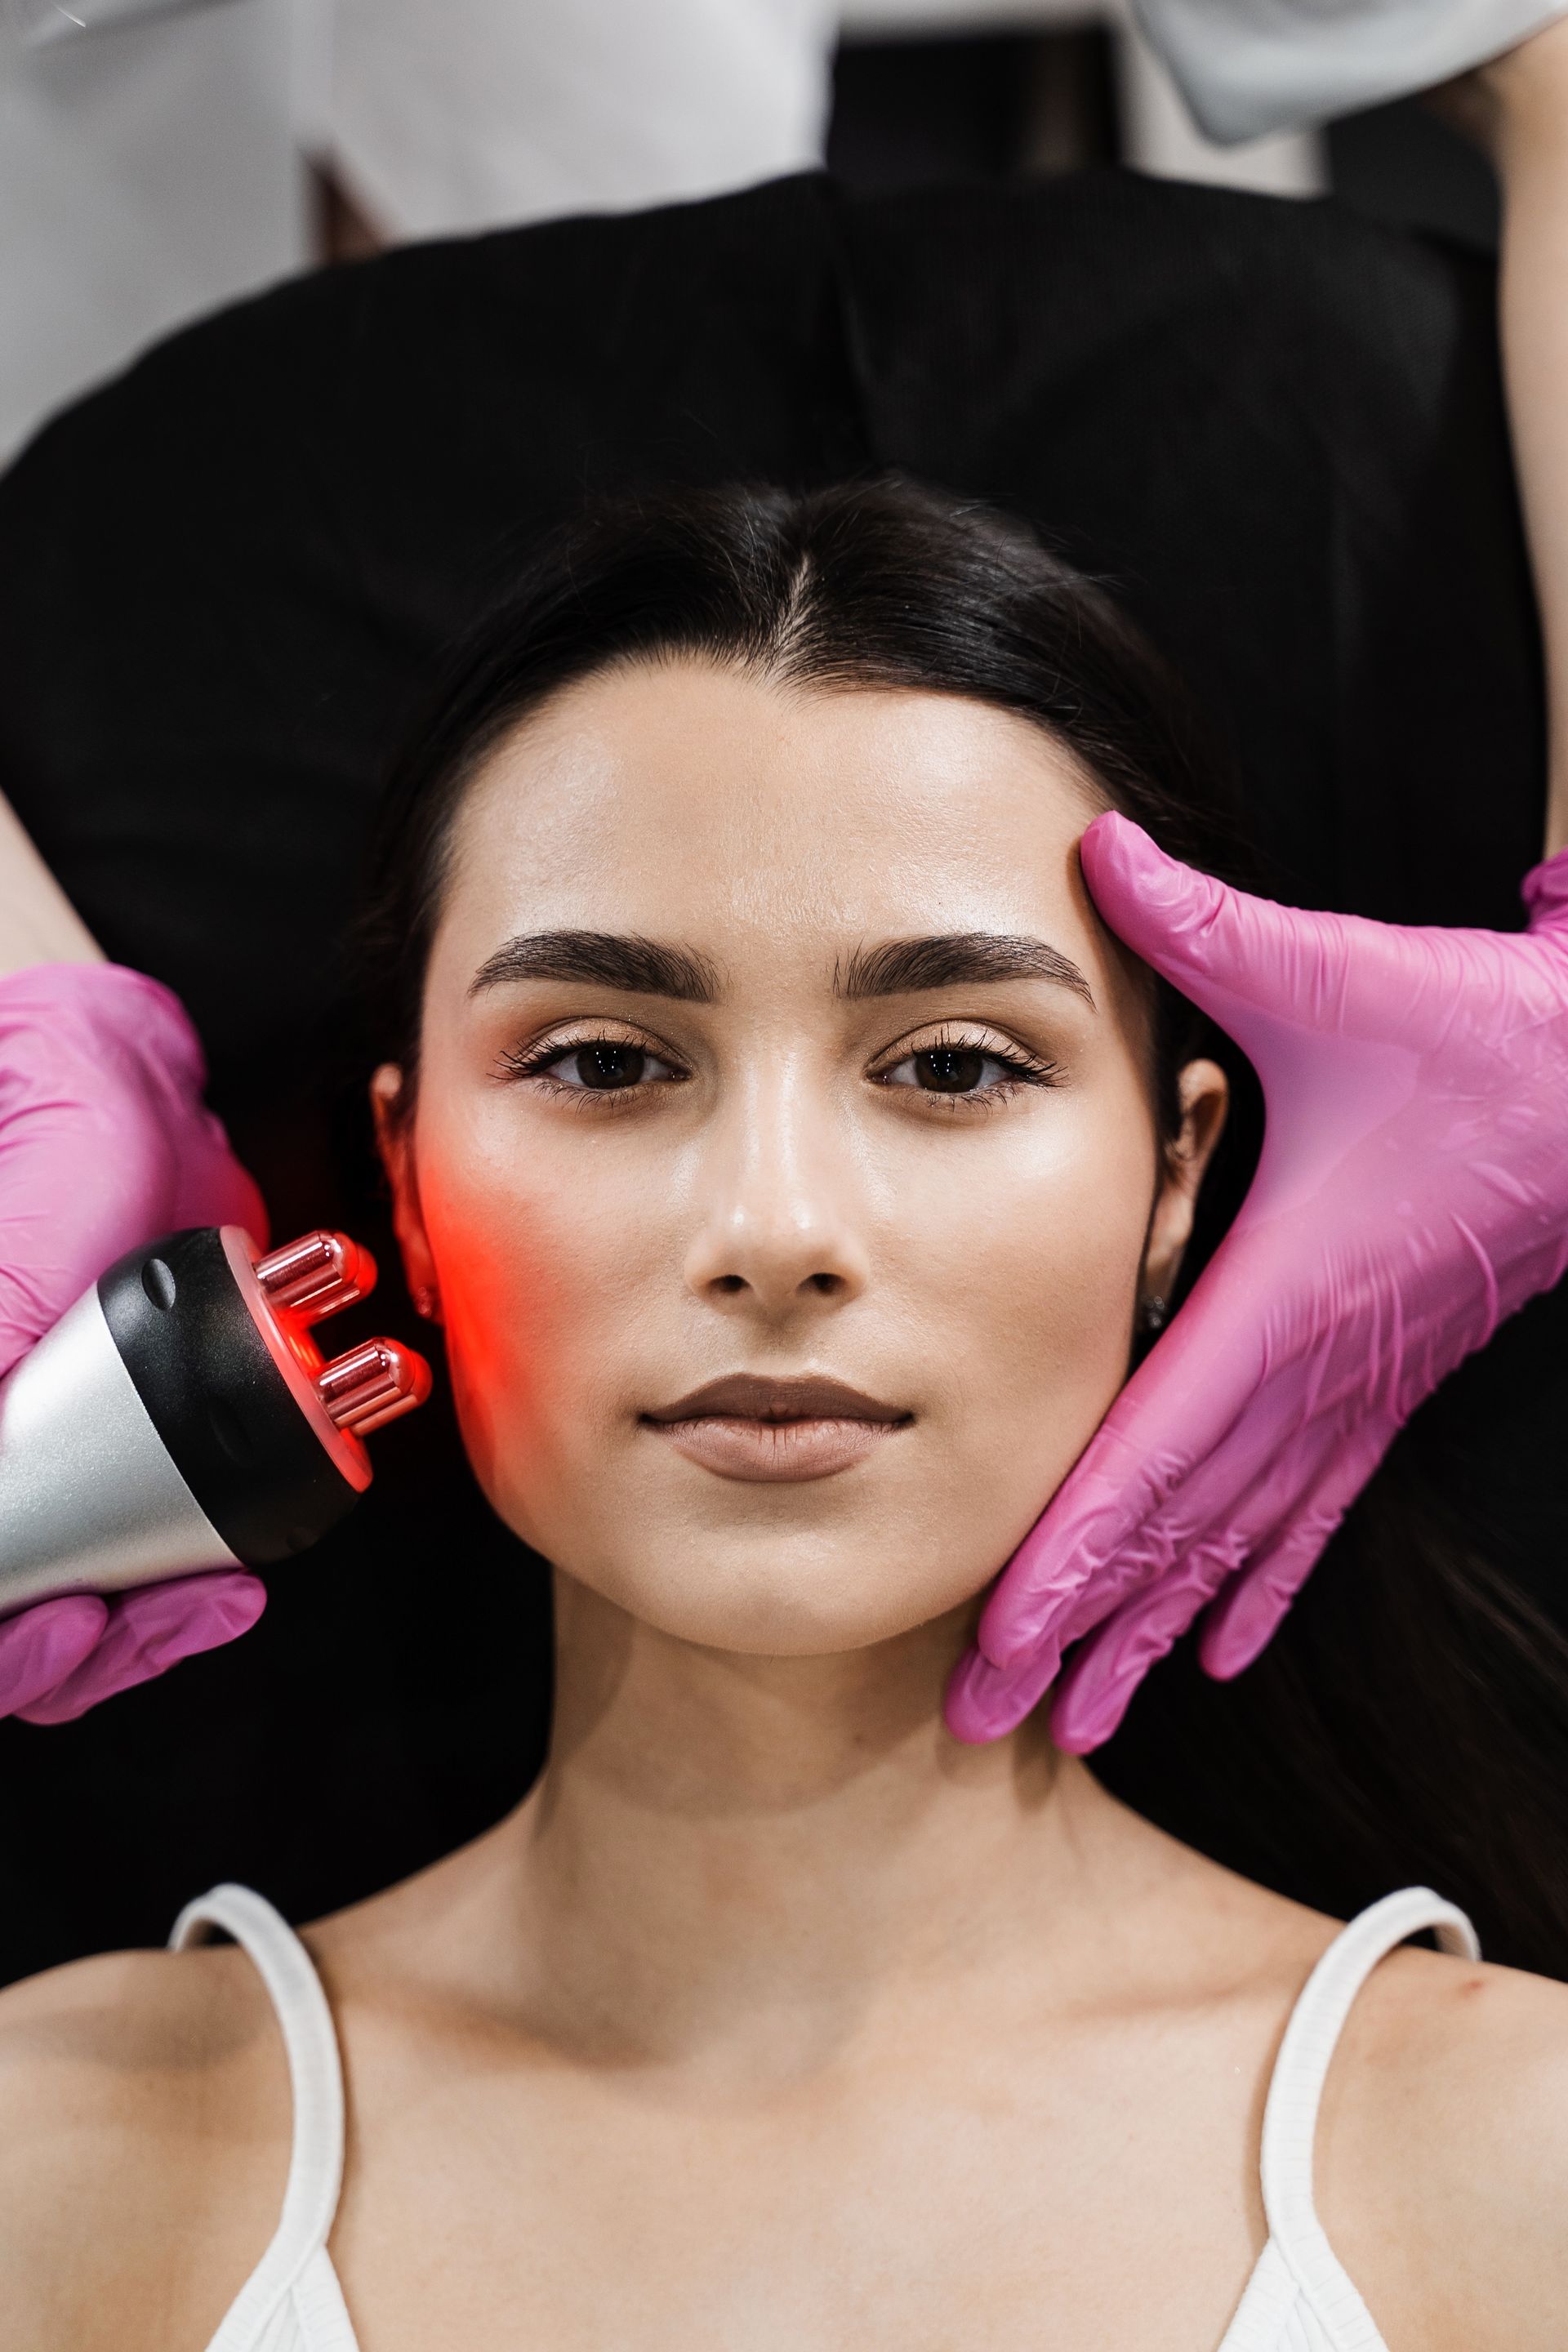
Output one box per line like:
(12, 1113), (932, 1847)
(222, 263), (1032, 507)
(0, 963), (270, 1726)
(947, 813), (1568, 1751)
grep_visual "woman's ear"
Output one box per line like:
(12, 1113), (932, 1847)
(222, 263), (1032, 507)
(370, 1064), (440, 1316)
(1141, 1058), (1229, 1318)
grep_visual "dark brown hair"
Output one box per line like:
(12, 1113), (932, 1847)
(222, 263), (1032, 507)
(362, 479), (1237, 1143)
(362, 476), (1568, 1976)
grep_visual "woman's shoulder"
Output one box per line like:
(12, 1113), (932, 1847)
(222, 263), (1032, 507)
(0, 1937), (291, 2352)
(1320, 1928), (1568, 2349)
(1338, 1928), (1568, 2158)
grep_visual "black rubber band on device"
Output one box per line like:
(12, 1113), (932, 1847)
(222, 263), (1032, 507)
(98, 1227), (359, 1565)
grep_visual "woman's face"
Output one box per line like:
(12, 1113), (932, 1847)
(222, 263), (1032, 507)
(376, 659), (1224, 1658)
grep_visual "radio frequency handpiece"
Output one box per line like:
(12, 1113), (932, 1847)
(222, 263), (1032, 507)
(0, 1226), (430, 1618)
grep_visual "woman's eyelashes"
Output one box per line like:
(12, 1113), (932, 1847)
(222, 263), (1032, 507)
(492, 1019), (1063, 1111)
(871, 1024), (1064, 1107)
(493, 1023), (686, 1099)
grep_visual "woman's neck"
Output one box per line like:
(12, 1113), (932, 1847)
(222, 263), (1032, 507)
(452, 1572), (1202, 2084)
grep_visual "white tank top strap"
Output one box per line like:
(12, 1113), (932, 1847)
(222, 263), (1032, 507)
(169, 1883), (356, 2352)
(1258, 1885), (1481, 2343)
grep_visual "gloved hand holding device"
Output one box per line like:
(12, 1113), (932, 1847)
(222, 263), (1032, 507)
(947, 815), (1568, 1748)
(0, 959), (272, 1723)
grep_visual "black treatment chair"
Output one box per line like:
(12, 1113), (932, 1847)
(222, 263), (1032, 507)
(0, 169), (1557, 1982)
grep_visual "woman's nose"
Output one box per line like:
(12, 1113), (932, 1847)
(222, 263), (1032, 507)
(681, 1069), (871, 1318)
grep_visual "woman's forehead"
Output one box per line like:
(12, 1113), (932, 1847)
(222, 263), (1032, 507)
(442, 660), (1107, 960)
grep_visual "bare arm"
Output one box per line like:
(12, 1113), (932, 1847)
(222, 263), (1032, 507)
(0, 790), (100, 973)
(1474, 20), (1568, 857)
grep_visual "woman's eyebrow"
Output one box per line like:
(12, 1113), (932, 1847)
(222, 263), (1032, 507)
(470, 932), (721, 1001)
(837, 934), (1095, 1009)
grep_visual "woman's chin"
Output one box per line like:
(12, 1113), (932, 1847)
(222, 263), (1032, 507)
(553, 1542), (991, 1664)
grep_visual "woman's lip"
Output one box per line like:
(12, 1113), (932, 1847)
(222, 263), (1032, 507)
(644, 1373), (907, 1423)
(643, 1414), (906, 1483)
(641, 1374), (912, 1483)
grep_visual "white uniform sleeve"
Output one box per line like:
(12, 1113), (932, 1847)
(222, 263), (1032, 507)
(1132, 0), (1568, 144)
(0, 0), (302, 464)
(327, 0), (838, 242)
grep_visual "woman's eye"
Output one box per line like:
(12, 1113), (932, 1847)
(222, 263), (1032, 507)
(502, 1036), (684, 1092)
(546, 1041), (676, 1091)
(880, 1043), (1047, 1097)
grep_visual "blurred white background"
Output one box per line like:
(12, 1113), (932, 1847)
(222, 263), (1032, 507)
(0, 0), (1499, 463)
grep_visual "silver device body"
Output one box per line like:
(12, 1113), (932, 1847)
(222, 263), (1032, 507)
(0, 1285), (239, 1618)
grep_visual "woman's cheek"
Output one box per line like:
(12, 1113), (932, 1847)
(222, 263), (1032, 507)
(417, 1130), (651, 1532)
(425, 1203), (541, 1506)
(414, 1117), (572, 1503)
(957, 1120), (1152, 1493)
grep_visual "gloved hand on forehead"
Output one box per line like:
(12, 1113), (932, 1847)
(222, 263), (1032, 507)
(0, 962), (269, 1726)
(947, 810), (1568, 1752)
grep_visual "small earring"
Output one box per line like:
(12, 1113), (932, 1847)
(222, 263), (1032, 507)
(413, 1284), (443, 1324)
(1140, 1293), (1167, 1334)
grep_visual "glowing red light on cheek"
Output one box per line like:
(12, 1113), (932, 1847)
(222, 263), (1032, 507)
(425, 1211), (518, 1392)
(417, 1171), (577, 1466)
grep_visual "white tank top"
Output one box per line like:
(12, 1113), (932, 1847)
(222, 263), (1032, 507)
(171, 1881), (1480, 2352)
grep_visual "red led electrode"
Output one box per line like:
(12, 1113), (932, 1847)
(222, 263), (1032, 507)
(255, 1230), (376, 1324)
(316, 1338), (432, 1437)
(249, 1229), (432, 1447)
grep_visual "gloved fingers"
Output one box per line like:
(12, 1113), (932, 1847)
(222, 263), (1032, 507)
(1049, 1437), (1375, 1752)
(946, 1632), (1063, 1744)
(1078, 810), (1477, 1062)
(1080, 811), (1352, 1034)
(957, 1466), (1267, 1748)
(0, 1112), (264, 1376)
(1037, 1392), (1356, 1664)
(956, 1396), (1370, 1746)
(0, 1030), (183, 1372)
(0, 968), (270, 1375)
(1048, 1383), (1394, 1664)
(975, 1294), (1301, 1672)
(949, 1521), (1241, 1747)
(14, 1571), (266, 1726)
(1048, 1535), (1243, 1753)
(0, 963), (217, 1119)
(950, 1517), (1241, 1744)
(1196, 1438), (1381, 1680)
(0, 1595), (109, 1718)
(0, 1121), (177, 1374)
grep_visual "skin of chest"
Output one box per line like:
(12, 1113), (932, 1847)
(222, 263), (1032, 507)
(296, 1957), (1287, 2352)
